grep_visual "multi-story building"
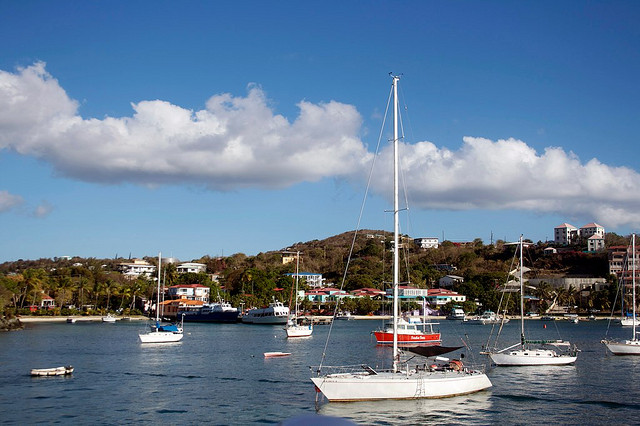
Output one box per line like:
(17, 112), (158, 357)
(554, 222), (605, 246)
(168, 284), (210, 303)
(554, 223), (579, 245)
(284, 272), (325, 288)
(118, 259), (156, 278)
(176, 262), (206, 274)
(414, 237), (439, 249)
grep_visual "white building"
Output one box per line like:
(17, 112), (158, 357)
(587, 234), (605, 252)
(554, 222), (605, 246)
(285, 272), (325, 288)
(414, 237), (439, 249)
(580, 222), (605, 238)
(177, 262), (207, 274)
(426, 288), (466, 305)
(168, 284), (210, 303)
(554, 223), (578, 245)
(118, 259), (156, 278)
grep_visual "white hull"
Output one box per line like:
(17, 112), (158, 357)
(244, 315), (288, 324)
(489, 349), (577, 366)
(619, 318), (640, 326)
(285, 324), (313, 337)
(603, 340), (640, 355)
(312, 370), (491, 401)
(139, 330), (183, 343)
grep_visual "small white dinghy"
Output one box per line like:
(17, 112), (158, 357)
(264, 352), (291, 358)
(30, 366), (74, 376)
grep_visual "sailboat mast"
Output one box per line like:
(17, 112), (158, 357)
(156, 252), (161, 323)
(392, 75), (400, 372)
(633, 234), (636, 339)
(295, 251), (300, 318)
(519, 236), (525, 345)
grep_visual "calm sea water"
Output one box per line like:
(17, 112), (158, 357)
(1, 318), (639, 425)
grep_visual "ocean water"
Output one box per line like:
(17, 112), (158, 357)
(0, 318), (639, 425)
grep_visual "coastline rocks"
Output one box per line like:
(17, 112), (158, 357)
(0, 316), (23, 331)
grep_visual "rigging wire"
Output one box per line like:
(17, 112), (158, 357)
(316, 82), (394, 373)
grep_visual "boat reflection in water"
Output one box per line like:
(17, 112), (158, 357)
(319, 392), (491, 425)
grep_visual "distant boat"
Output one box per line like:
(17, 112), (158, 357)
(336, 312), (355, 320)
(139, 253), (184, 344)
(179, 301), (239, 323)
(242, 299), (289, 325)
(30, 366), (74, 376)
(101, 314), (117, 323)
(66, 318), (77, 323)
(447, 308), (465, 320)
(603, 233), (640, 355)
(285, 251), (313, 338)
(264, 351), (291, 358)
(485, 235), (578, 366)
(464, 311), (508, 325)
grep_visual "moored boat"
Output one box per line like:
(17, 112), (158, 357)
(372, 317), (441, 345)
(311, 75), (491, 402)
(30, 366), (74, 376)
(179, 301), (239, 323)
(102, 314), (117, 323)
(242, 299), (289, 324)
(464, 311), (508, 325)
(603, 233), (640, 355)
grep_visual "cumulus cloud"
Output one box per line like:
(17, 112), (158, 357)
(0, 190), (24, 213)
(2, 62), (640, 230)
(370, 136), (640, 229)
(0, 62), (371, 189)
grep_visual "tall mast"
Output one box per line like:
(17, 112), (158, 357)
(156, 252), (161, 323)
(519, 236), (525, 346)
(392, 74), (400, 372)
(295, 251), (300, 317)
(633, 234), (636, 340)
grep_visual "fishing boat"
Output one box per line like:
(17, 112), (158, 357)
(179, 300), (239, 323)
(242, 299), (290, 324)
(30, 366), (74, 376)
(285, 251), (313, 337)
(485, 235), (578, 366)
(602, 233), (640, 355)
(311, 75), (492, 401)
(139, 253), (184, 343)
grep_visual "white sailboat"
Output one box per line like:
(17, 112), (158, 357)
(486, 236), (578, 366)
(603, 233), (640, 355)
(311, 75), (492, 401)
(285, 251), (313, 338)
(139, 253), (184, 344)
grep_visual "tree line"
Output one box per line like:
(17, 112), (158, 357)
(0, 230), (631, 317)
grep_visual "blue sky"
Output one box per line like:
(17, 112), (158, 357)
(1, 1), (640, 262)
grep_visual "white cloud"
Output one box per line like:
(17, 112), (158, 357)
(370, 136), (640, 230)
(0, 63), (370, 189)
(2, 63), (640, 230)
(0, 190), (23, 213)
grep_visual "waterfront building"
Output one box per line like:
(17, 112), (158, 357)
(168, 284), (210, 303)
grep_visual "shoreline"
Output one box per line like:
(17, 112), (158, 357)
(18, 315), (148, 323)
